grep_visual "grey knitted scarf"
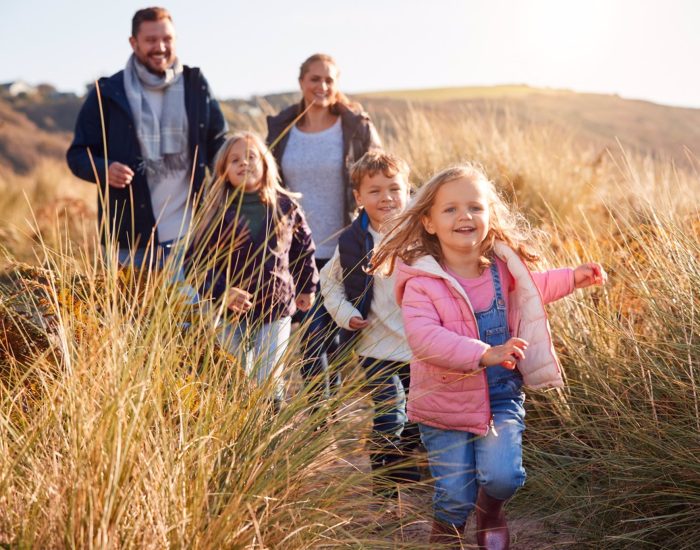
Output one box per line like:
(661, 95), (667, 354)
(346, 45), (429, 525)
(124, 54), (189, 182)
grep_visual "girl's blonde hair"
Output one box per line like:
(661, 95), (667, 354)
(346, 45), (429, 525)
(192, 131), (299, 249)
(370, 163), (540, 275)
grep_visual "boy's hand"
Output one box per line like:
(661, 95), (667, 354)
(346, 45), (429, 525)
(574, 262), (608, 289)
(296, 292), (315, 312)
(227, 287), (253, 314)
(480, 337), (529, 370)
(349, 316), (370, 330)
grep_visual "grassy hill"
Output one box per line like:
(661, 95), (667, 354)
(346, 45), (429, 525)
(1, 82), (699, 548)
(3, 84), (700, 177)
(358, 85), (700, 164)
(0, 97), (70, 175)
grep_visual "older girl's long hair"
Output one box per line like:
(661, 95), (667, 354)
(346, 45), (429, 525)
(191, 131), (299, 251)
(370, 163), (541, 275)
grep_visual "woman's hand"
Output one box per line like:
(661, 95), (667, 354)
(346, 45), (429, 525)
(574, 262), (608, 289)
(480, 337), (529, 370)
(226, 287), (253, 314)
(348, 316), (370, 330)
(295, 292), (315, 312)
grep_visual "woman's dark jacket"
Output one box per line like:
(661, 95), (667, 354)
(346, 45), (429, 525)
(66, 66), (228, 248)
(189, 193), (319, 321)
(265, 102), (381, 225)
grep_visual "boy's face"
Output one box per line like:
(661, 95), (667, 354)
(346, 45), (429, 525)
(353, 171), (409, 230)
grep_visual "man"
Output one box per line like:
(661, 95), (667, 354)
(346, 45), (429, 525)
(67, 7), (227, 267)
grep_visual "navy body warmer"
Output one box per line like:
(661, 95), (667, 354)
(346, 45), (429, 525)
(337, 209), (375, 346)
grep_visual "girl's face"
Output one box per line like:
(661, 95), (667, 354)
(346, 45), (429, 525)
(225, 139), (264, 192)
(299, 60), (338, 110)
(422, 177), (490, 256)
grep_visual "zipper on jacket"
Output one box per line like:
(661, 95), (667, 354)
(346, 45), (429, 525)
(446, 283), (492, 434)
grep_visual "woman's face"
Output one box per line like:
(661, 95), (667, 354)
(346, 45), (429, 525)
(299, 60), (339, 109)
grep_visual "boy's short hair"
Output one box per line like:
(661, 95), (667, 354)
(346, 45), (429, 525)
(132, 7), (172, 37)
(350, 150), (410, 191)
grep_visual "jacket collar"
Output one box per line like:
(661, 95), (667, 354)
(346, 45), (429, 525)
(268, 101), (366, 133)
(96, 65), (192, 121)
(396, 241), (520, 311)
(96, 71), (132, 119)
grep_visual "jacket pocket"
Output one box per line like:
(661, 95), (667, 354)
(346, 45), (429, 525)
(425, 366), (481, 392)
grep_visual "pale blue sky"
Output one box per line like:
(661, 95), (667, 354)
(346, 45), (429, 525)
(2, 0), (699, 107)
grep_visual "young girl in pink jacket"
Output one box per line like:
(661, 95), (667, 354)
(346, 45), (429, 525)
(370, 164), (606, 548)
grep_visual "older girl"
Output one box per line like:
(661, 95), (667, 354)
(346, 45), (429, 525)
(189, 131), (318, 406)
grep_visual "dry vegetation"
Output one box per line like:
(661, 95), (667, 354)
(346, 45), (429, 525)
(0, 100), (698, 548)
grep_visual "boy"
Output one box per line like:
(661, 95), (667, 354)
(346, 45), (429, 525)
(320, 150), (419, 499)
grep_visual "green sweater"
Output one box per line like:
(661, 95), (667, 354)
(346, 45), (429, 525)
(239, 191), (267, 237)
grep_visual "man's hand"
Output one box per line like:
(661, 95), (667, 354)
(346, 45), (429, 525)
(108, 162), (135, 188)
(348, 316), (370, 330)
(226, 287), (253, 314)
(295, 292), (315, 312)
(480, 337), (529, 370)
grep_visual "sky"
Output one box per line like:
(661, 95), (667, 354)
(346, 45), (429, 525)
(2, 0), (699, 108)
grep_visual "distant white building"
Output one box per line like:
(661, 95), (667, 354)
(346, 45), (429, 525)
(0, 80), (37, 97)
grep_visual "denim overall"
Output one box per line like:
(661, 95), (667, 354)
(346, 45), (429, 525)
(419, 262), (527, 526)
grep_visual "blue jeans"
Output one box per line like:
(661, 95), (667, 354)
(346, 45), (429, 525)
(218, 315), (292, 403)
(362, 357), (408, 444)
(419, 394), (526, 526)
(294, 258), (340, 403)
(113, 239), (198, 304)
(362, 357), (421, 494)
(420, 261), (526, 526)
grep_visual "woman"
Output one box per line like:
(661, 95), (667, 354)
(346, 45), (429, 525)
(266, 53), (381, 407)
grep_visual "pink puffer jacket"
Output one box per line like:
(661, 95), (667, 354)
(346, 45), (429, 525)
(395, 242), (575, 435)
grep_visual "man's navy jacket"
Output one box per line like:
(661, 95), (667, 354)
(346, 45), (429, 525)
(67, 66), (228, 248)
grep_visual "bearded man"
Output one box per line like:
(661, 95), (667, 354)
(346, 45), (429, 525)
(68, 6), (227, 267)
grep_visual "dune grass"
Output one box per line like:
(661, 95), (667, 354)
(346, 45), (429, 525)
(0, 103), (698, 548)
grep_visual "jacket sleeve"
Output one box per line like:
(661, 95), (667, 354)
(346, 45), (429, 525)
(265, 116), (277, 147)
(531, 268), (575, 304)
(201, 74), (228, 170)
(320, 247), (362, 330)
(401, 278), (490, 371)
(66, 86), (109, 185)
(289, 203), (319, 295)
(365, 116), (382, 151)
(355, 113), (382, 154)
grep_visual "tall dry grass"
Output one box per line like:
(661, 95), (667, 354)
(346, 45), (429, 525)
(0, 101), (698, 548)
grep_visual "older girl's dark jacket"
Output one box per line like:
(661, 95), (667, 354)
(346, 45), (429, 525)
(266, 102), (381, 225)
(191, 193), (318, 321)
(66, 66), (227, 248)
(337, 209), (374, 345)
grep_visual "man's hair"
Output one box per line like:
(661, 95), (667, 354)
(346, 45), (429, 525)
(349, 150), (410, 191)
(131, 7), (172, 37)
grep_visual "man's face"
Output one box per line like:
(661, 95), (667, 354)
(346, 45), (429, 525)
(129, 19), (177, 75)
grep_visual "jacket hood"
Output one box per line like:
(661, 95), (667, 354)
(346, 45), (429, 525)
(395, 241), (520, 306)
(395, 254), (471, 308)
